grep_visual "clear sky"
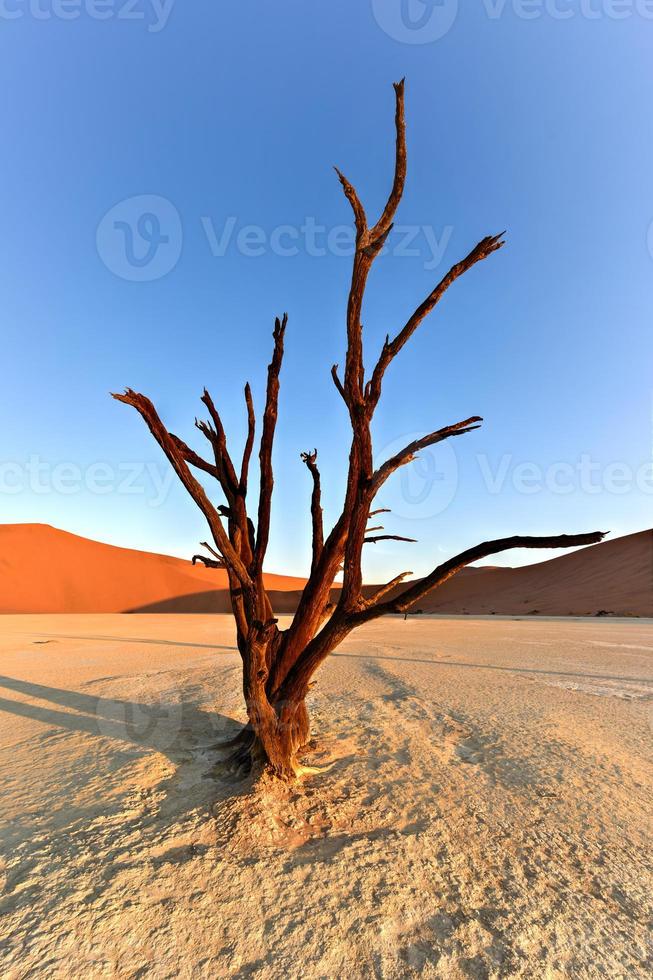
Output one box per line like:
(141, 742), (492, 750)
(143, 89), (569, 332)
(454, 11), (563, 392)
(1, 2), (651, 580)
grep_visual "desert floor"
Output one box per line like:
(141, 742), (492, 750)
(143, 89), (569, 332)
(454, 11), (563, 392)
(0, 615), (651, 979)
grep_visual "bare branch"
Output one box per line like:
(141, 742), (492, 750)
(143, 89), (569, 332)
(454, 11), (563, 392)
(367, 233), (506, 409)
(200, 540), (223, 561)
(111, 389), (252, 588)
(331, 364), (347, 404)
(301, 449), (324, 575)
(372, 417), (483, 494)
(368, 79), (406, 246)
(369, 508), (391, 517)
(192, 553), (225, 569)
(365, 532), (608, 618)
(254, 314), (287, 572)
(364, 570), (413, 607)
(240, 382), (256, 493)
(364, 534), (417, 545)
(334, 167), (367, 241)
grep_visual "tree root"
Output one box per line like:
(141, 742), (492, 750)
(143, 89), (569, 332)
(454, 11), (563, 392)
(208, 724), (322, 784)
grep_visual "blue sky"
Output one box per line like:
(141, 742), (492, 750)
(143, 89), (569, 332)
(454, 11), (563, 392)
(1, 1), (651, 579)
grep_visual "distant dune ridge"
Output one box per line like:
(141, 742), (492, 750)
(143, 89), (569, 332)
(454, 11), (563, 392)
(408, 529), (653, 617)
(0, 523), (651, 616)
(0, 524), (304, 614)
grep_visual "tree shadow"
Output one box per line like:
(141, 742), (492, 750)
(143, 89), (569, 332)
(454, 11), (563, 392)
(331, 653), (653, 686)
(19, 631), (239, 652)
(0, 672), (250, 852)
(0, 674), (240, 751)
(126, 588), (301, 614)
(0, 674), (260, 935)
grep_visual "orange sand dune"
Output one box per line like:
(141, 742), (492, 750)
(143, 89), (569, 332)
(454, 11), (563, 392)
(0, 524), (650, 616)
(0, 524), (305, 614)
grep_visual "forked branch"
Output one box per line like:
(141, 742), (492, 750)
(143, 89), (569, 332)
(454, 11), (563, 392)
(192, 540), (226, 568)
(111, 389), (252, 589)
(334, 79), (406, 253)
(335, 79), (407, 407)
(192, 553), (226, 569)
(169, 434), (219, 480)
(199, 389), (240, 496)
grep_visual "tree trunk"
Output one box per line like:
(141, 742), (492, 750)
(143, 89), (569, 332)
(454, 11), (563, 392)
(241, 695), (310, 780)
(241, 627), (311, 779)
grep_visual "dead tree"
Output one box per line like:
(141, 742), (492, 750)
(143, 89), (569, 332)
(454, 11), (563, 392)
(113, 81), (605, 780)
